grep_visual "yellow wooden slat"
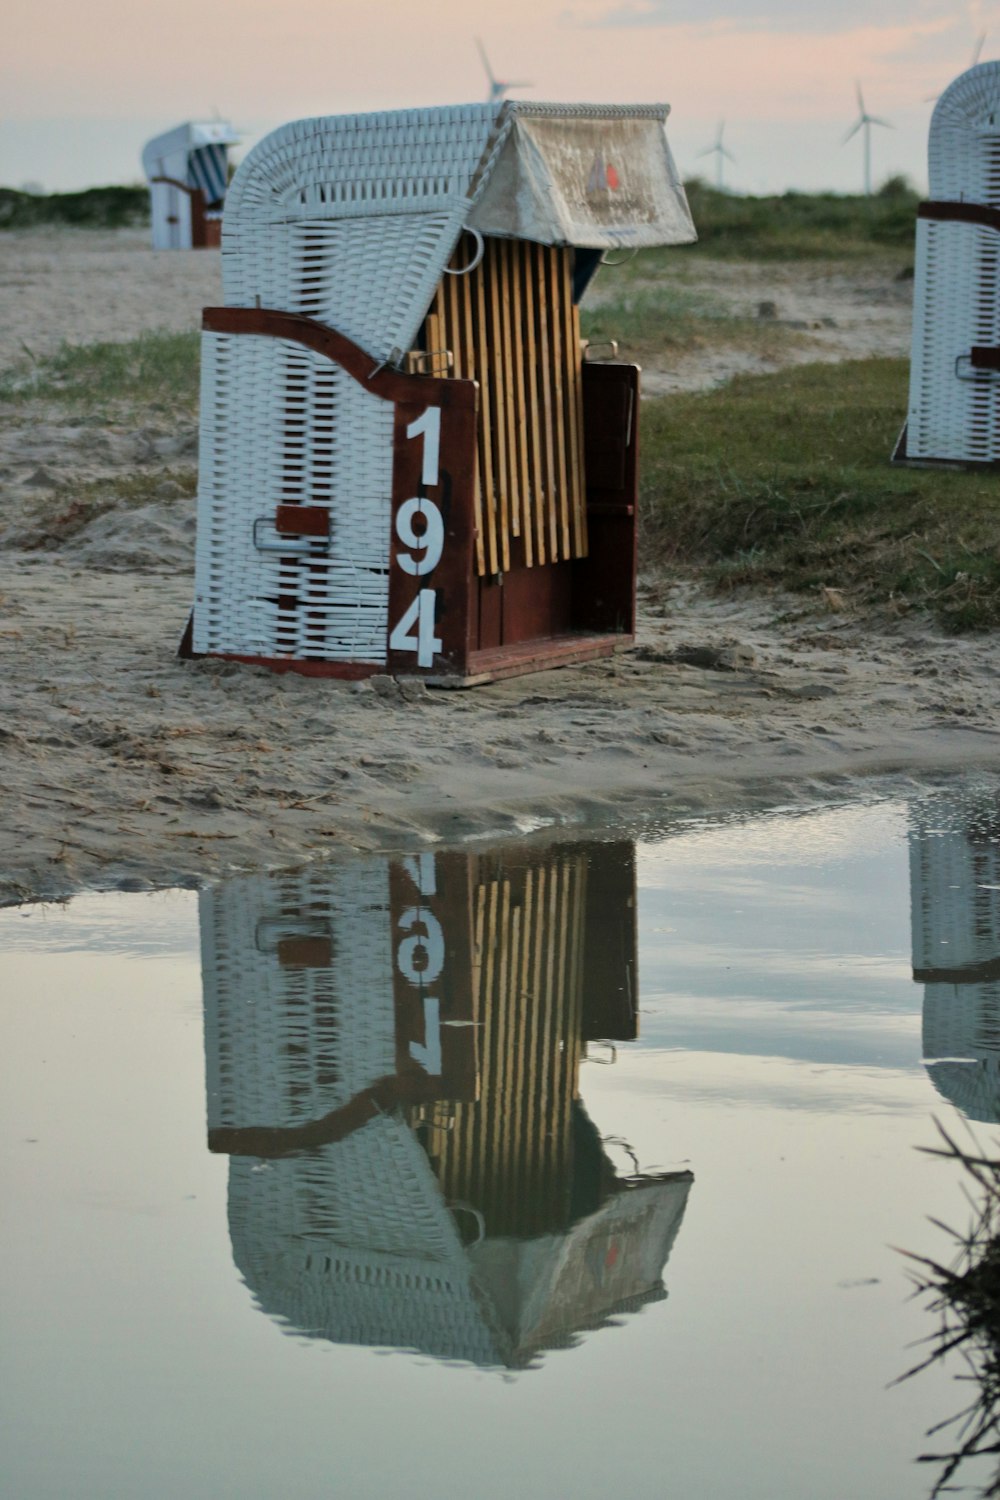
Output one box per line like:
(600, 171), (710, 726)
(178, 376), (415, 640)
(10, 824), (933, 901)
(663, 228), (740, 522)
(531, 244), (560, 563)
(561, 255), (588, 559)
(472, 255), (500, 575)
(485, 242), (511, 571)
(497, 241), (521, 540)
(519, 243), (546, 566)
(548, 251), (571, 560)
(506, 241), (533, 561)
(456, 259), (488, 575)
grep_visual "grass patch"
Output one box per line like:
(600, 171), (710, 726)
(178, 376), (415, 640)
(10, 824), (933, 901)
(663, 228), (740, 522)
(672, 175), (920, 262)
(0, 330), (200, 413)
(0, 185), (149, 231)
(581, 282), (805, 361)
(640, 357), (1000, 632)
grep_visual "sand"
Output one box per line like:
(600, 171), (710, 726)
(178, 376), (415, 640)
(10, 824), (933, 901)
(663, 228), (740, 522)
(1, 229), (998, 905)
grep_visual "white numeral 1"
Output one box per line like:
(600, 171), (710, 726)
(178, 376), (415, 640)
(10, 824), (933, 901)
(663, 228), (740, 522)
(388, 589), (442, 668)
(406, 407), (441, 487)
(409, 997), (442, 1076)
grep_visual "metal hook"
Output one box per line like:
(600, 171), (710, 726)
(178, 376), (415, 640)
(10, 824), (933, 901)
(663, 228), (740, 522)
(448, 1200), (486, 1244)
(583, 339), (620, 362)
(600, 246), (638, 268)
(445, 228), (485, 276)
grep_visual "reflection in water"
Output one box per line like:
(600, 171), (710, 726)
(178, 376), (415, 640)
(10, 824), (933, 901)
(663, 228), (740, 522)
(901, 1123), (1000, 1500)
(911, 790), (1000, 1122)
(200, 841), (692, 1368)
(908, 787), (1000, 1496)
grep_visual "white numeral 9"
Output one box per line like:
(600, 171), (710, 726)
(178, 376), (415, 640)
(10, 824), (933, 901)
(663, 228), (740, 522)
(395, 497), (444, 576)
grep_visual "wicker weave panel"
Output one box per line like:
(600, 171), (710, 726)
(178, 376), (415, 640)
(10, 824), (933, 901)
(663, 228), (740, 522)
(224, 209), (471, 366)
(926, 1054), (1000, 1123)
(221, 107), (507, 364)
(201, 862), (396, 1132)
(930, 62), (1000, 202)
(909, 803), (1000, 973)
(225, 1116), (503, 1362)
(193, 330), (394, 663)
(908, 60), (1000, 461)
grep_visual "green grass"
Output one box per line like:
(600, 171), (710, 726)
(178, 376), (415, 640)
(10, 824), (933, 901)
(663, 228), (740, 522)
(632, 175), (920, 266)
(640, 357), (1000, 632)
(580, 282), (806, 360)
(0, 330), (200, 413)
(0, 185), (149, 231)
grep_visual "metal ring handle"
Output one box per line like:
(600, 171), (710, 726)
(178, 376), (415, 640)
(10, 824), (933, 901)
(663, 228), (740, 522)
(448, 1201), (486, 1244)
(583, 340), (620, 362)
(956, 353), (1000, 383)
(600, 246), (638, 268)
(445, 228), (485, 276)
(253, 516), (331, 554)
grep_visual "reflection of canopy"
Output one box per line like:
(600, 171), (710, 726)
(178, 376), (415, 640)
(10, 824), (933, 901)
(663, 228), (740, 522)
(227, 1110), (692, 1368)
(222, 103), (695, 367)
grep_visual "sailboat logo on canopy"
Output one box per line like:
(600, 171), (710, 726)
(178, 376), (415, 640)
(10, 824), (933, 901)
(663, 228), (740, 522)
(587, 151), (620, 193)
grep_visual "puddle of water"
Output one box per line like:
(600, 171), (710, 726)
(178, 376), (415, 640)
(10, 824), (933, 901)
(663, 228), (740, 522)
(2, 781), (999, 1499)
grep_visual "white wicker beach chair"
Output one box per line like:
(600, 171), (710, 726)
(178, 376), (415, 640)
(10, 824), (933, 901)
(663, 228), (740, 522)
(141, 121), (238, 251)
(902, 61), (1000, 464)
(187, 102), (695, 681)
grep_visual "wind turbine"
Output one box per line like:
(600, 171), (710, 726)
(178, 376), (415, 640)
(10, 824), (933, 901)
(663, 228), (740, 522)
(697, 121), (736, 191)
(842, 84), (892, 197)
(926, 32), (987, 100)
(476, 39), (532, 105)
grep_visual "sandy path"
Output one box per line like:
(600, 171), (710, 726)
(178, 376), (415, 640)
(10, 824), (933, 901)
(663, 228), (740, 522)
(1, 230), (994, 905)
(0, 229), (221, 370)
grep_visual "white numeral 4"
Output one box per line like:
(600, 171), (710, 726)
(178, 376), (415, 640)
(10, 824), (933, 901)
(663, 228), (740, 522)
(388, 588), (442, 668)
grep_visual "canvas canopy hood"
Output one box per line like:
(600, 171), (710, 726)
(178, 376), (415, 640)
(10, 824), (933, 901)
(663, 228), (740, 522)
(468, 105), (696, 249)
(221, 101), (695, 366)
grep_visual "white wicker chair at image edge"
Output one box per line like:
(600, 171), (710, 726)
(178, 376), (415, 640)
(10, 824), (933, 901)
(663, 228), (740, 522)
(903, 60), (1000, 465)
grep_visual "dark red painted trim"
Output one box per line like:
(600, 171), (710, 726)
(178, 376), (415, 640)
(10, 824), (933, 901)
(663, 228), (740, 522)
(918, 200), (1000, 233)
(201, 306), (478, 415)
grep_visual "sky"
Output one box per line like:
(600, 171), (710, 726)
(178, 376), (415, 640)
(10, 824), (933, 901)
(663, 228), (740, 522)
(4, 0), (999, 196)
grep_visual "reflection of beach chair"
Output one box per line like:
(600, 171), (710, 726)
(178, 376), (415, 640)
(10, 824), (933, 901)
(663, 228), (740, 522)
(201, 841), (692, 1366)
(141, 122), (239, 250)
(896, 62), (1000, 466)
(184, 103), (695, 683)
(910, 794), (1000, 1121)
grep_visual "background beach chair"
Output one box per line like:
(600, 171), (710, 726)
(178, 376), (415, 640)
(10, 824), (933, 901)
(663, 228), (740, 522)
(142, 120), (239, 250)
(897, 61), (1000, 466)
